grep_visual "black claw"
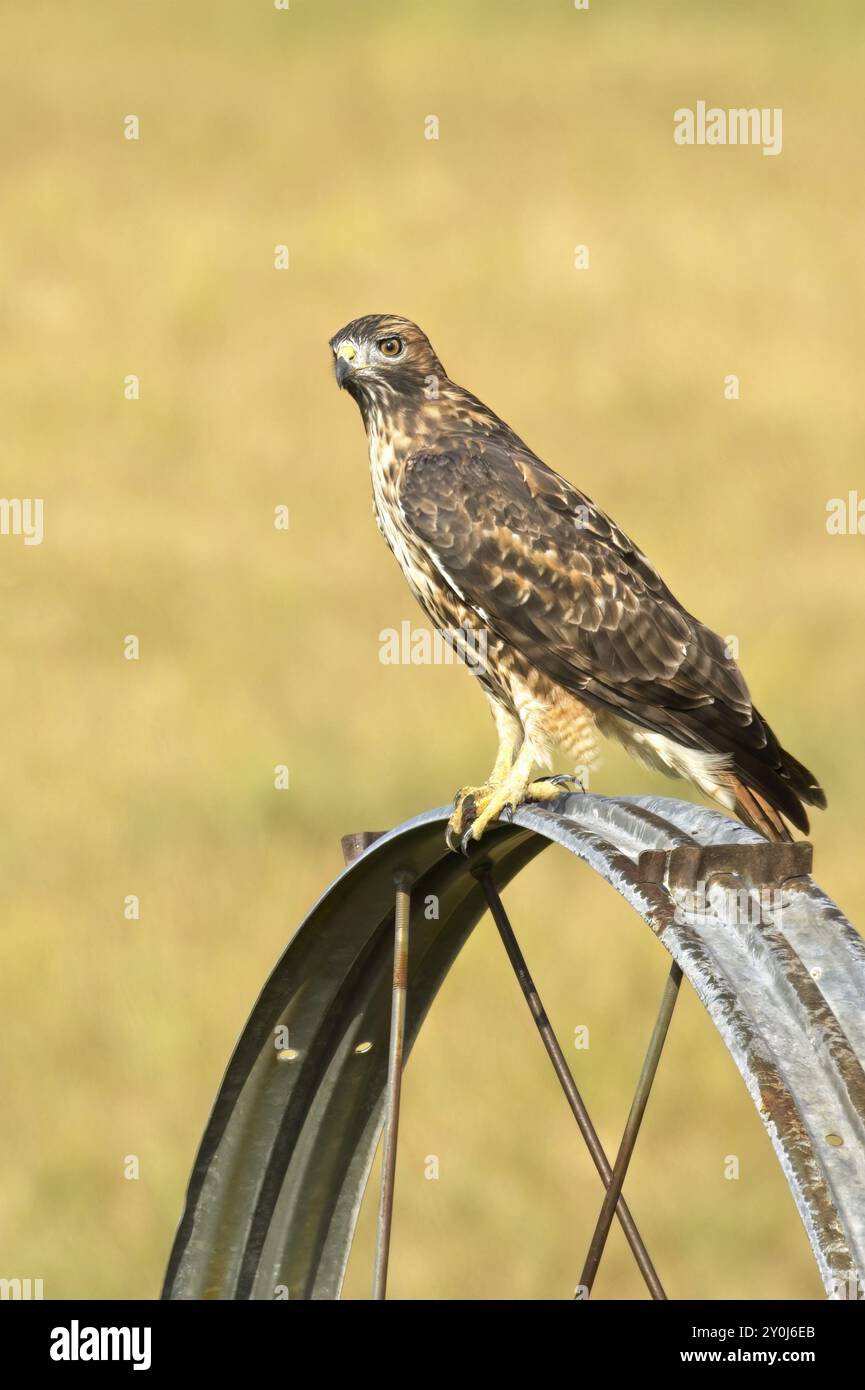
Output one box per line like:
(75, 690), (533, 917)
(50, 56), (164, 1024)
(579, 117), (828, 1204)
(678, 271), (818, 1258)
(499, 803), (515, 823)
(533, 774), (585, 795)
(447, 815), (478, 855)
(460, 825), (477, 856)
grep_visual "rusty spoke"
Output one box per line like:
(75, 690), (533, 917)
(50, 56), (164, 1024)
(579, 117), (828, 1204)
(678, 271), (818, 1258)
(371, 870), (412, 1299)
(475, 865), (667, 1300)
(578, 960), (682, 1298)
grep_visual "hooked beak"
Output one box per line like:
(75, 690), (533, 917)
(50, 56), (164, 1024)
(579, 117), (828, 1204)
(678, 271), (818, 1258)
(334, 341), (356, 388)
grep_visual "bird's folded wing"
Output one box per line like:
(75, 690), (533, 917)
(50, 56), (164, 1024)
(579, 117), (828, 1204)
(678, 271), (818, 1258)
(398, 442), (757, 750)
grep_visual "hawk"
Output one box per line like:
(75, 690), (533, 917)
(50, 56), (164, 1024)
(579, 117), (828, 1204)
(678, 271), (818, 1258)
(331, 314), (826, 852)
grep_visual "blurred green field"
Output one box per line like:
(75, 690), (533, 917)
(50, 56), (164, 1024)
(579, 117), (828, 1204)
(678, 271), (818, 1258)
(1, 0), (863, 1299)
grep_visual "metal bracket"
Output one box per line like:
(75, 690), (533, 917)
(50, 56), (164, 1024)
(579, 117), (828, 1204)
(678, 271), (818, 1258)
(341, 831), (386, 865)
(637, 839), (813, 892)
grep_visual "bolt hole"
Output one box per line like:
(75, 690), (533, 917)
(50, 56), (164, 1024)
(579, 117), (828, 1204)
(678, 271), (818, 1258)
(277, 1048), (300, 1062)
(825, 1133), (844, 1147)
(354, 1041), (373, 1054)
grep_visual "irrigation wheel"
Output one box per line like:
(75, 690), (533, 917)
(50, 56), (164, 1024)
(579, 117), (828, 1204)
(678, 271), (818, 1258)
(162, 794), (865, 1301)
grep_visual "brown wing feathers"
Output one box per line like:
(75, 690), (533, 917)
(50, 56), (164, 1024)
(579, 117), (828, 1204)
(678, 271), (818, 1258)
(399, 441), (825, 836)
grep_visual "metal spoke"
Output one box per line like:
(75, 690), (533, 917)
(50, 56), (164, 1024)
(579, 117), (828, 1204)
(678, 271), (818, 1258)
(372, 870), (412, 1299)
(578, 960), (683, 1297)
(475, 866), (667, 1300)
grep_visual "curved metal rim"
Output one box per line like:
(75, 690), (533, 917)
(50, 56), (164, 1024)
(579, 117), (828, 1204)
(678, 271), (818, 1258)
(162, 793), (865, 1301)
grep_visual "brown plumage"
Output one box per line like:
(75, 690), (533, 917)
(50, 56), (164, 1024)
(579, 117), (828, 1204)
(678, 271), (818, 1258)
(330, 314), (826, 850)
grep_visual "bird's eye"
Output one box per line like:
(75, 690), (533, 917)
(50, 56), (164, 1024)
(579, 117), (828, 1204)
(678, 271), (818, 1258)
(378, 336), (403, 358)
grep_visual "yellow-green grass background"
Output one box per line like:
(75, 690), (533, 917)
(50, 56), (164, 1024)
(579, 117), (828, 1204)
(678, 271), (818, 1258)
(2, 0), (863, 1300)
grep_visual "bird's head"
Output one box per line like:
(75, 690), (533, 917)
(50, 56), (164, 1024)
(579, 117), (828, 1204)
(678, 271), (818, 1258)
(329, 314), (446, 416)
